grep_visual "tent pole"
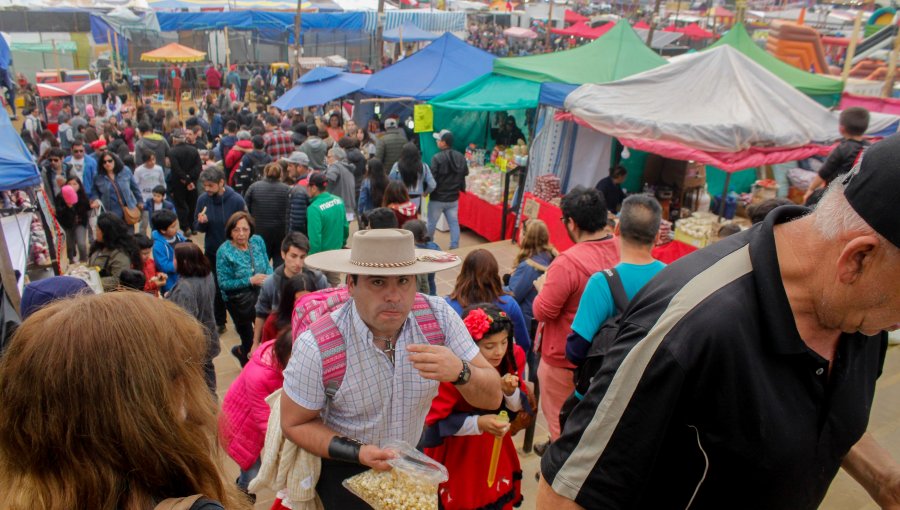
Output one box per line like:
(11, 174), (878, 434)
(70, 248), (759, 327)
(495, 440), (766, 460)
(107, 30), (116, 81)
(225, 26), (231, 70)
(882, 21), (900, 98)
(376, 0), (386, 70)
(545, 0), (554, 49)
(52, 40), (62, 84)
(718, 172), (732, 221)
(841, 10), (863, 84)
(646, 0), (663, 48)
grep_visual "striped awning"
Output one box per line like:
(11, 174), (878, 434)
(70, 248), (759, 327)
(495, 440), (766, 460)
(364, 10), (466, 33)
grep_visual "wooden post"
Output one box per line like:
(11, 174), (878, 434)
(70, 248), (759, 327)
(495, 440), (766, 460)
(646, 0), (663, 49)
(841, 10), (864, 83)
(545, 0), (555, 50)
(883, 23), (900, 98)
(293, 0), (302, 81)
(376, 0), (386, 70)
(113, 32), (122, 79)
(107, 29), (116, 81)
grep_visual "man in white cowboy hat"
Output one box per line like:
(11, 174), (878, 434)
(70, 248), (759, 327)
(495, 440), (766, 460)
(281, 229), (503, 510)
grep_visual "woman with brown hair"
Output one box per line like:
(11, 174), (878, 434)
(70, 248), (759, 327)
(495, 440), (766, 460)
(446, 248), (531, 351)
(508, 219), (558, 329)
(216, 211), (273, 367)
(244, 162), (290, 266)
(382, 179), (418, 228)
(168, 242), (220, 393)
(0, 292), (251, 510)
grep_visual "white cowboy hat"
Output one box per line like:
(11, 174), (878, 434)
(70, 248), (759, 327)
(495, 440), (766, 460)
(305, 229), (461, 276)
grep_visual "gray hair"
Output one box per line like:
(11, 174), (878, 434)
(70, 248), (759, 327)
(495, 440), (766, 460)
(813, 176), (875, 240)
(199, 167), (225, 185)
(328, 146), (347, 161)
(619, 194), (663, 246)
(236, 130), (251, 141)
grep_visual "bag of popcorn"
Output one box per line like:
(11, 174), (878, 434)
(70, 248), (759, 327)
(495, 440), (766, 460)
(343, 440), (449, 510)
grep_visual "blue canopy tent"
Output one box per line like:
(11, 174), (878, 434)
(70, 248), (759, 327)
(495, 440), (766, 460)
(273, 71), (370, 110)
(383, 23), (441, 43)
(0, 34), (11, 72)
(362, 33), (495, 100)
(0, 109), (40, 191)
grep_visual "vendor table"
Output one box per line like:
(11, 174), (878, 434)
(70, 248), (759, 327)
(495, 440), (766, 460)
(519, 192), (698, 263)
(457, 191), (516, 242)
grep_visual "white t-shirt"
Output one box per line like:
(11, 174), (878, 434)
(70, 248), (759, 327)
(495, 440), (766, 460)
(133, 165), (166, 202)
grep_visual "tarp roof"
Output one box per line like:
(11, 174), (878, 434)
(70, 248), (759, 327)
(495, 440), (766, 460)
(564, 9), (588, 24)
(0, 33), (10, 71)
(493, 20), (667, 84)
(140, 43), (206, 63)
(563, 46), (897, 170)
(36, 80), (104, 98)
(156, 11), (364, 33)
(430, 20), (667, 111)
(0, 109), (40, 191)
(383, 22), (440, 42)
(550, 21), (612, 39)
(668, 22), (715, 40)
(148, 0), (338, 10)
(633, 20), (650, 29)
(362, 33), (495, 100)
(273, 71), (369, 110)
(709, 23), (843, 99)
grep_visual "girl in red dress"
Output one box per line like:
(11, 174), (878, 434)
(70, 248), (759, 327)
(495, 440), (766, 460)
(422, 303), (533, 510)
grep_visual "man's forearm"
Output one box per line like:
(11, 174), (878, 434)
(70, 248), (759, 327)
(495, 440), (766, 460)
(842, 432), (900, 506)
(538, 477), (585, 510)
(457, 363), (502, 410)
(251, 316), (266, 349)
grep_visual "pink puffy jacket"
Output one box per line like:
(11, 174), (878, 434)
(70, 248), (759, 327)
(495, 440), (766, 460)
(220, 340), (284, 470)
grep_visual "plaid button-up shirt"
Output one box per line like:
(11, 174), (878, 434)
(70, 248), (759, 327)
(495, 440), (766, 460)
(264, 128), (294, 160)
(283, 296), (480, 447)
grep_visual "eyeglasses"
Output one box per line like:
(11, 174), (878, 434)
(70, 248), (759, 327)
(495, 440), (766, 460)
(102, 159), (114, 164)
(72, 149), (84, 154)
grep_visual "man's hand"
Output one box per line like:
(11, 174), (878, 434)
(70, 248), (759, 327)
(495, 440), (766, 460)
(197, 206), (208, 224)
(534, 273), (547, 293)
(250, 273), (267, 286)
(876, 474), (900, 509)
(803, 189), (814, 203)
(477, 414), (510, 438)
(407, 344), (464, 382)
(359, 444), (395, 472)
(501, 373), (519, 396)
(90, 199), (101, 209)
(187, 182), (196, 191)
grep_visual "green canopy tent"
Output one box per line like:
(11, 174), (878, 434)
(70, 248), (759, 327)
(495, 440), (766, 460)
(422, 20), (668, 162)
(708, 23), (843, 107)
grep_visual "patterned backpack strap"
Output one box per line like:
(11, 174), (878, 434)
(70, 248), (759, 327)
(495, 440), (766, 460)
(411, 293), (444, 346)
(309, 313), (347, 400)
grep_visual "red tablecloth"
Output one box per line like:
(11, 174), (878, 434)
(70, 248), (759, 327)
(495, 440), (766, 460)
(457, 191), (516, 242)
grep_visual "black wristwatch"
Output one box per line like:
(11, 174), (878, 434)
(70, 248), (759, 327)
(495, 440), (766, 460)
(452, 358), (471, 386)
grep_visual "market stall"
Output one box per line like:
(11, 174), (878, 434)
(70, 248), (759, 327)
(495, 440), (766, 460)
(273, 66), (370, 111)
(35, 79), (104, 126)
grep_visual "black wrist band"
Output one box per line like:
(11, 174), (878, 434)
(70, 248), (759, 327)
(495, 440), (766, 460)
(328, 436), (364, 464)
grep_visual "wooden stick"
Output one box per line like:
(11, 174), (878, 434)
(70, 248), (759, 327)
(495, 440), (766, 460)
(841, 10), (863, 83)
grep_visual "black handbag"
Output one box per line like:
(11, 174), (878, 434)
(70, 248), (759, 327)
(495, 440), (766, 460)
(225, 245), (260, 324)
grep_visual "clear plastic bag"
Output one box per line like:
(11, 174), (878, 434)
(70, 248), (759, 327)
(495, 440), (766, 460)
(342, 440), (449, 510)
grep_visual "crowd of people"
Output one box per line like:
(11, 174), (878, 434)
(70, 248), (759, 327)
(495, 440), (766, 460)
(3, 52), (900, 510)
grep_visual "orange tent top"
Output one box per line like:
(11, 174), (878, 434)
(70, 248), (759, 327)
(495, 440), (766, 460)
(140, 43), (206, 63)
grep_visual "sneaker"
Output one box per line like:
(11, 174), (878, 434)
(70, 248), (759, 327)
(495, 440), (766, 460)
(533, 439), (552, 457)
(231, 345), (248, 367)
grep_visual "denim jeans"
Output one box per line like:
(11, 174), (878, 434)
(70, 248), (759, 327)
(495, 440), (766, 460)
(237, 458), (262, 492)
(427, 199), (460, 249)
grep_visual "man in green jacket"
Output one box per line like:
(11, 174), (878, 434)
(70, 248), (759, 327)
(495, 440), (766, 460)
(307, 172), (349, 286)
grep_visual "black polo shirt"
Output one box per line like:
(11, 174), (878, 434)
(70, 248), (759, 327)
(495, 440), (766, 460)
(542, 206), (888, 510)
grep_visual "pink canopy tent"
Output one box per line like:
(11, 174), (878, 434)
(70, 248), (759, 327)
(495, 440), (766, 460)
(633, 20), (651, 29)
(564, 9), (589, 24)
(551, 21), (613, 39)
(665, 23), (715, 40)
(504, 27), (538, 39)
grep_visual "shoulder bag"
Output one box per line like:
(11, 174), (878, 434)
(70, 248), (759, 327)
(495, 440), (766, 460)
(110, 176), (141, 225)
(224, 242), (260, 324)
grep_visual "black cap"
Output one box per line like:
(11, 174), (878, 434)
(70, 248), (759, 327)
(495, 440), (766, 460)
(843, 133), (900, 247)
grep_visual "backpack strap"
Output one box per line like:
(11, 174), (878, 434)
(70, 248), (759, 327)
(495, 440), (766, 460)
(411, 293), (444, 346)
(153, 494), (204, 510)
(311, 313), (347, 400)
(312, 294), (443, 400)
(601, 268), (629, 314)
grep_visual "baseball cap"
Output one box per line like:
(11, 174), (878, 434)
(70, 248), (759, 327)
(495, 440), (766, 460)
(433, 129), (452, 143)
(172, 128), (186, 140)
(384, 118), (399, 129)
(843, 133), (900, 247)
(281, 151), (310, 166)
(21, 276), (92, 319)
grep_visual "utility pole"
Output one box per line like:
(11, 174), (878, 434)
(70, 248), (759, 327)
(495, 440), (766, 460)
(293, 0), (303, 82)
(646, 0), (663, 49)
(376, 0), (386, 70)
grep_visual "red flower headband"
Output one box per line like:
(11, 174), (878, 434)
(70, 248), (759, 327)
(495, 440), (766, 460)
(463, 308), (507, 341)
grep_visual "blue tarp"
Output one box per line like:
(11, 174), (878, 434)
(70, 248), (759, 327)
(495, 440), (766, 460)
(0, 109), (41, 191)
(273, 72), (369, 110)
(300, 67), (344, 83)
(362, 33), (495, 100)
(0, 35), (11, 71)
(90, 16), (129, 66)
(539, 82), (577, 109)
(156, 11), (364, 33)
(383, 23), (441, 43)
